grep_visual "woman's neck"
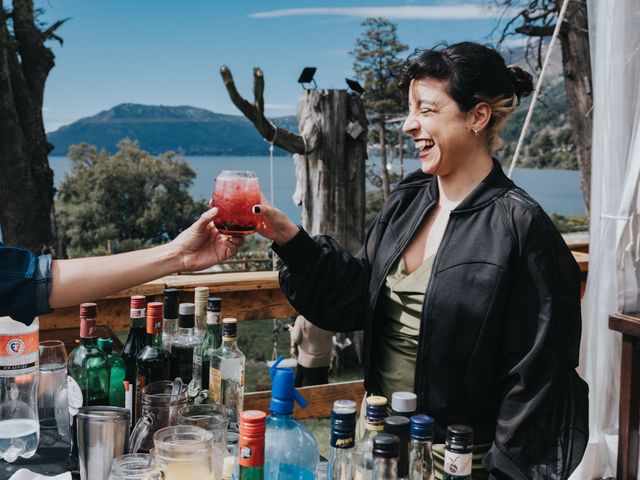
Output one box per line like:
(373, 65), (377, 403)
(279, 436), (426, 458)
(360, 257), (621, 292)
(437, 152), (493, 209)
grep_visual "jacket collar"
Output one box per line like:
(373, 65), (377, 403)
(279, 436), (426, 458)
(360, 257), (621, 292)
(423, 158), (514, 213)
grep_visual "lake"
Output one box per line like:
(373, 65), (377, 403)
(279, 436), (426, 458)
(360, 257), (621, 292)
(48, 156), (586, 224)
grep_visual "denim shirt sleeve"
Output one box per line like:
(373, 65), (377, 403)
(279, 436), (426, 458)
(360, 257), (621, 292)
(0, 244), (53, 325)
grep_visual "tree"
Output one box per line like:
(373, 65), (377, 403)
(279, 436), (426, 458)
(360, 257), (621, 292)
(492, 0), (592, 216)
(56, 140), (206, 257)
(351, 17), (408, 199)
(0, 1), (66, 251)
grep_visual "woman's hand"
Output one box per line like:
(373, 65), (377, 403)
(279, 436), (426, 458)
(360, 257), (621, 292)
(251, 196), (300, 246)
(170, 207), (244, 271)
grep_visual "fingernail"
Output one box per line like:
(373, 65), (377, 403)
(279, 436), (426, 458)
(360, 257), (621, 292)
(252, 206), (261, 214)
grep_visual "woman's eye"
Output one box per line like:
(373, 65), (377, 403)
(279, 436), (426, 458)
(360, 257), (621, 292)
(420, 109), (432, 115)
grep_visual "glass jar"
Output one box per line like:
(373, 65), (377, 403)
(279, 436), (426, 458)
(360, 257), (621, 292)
(109, 453), (163, 479)
(151, 425), (215, 480)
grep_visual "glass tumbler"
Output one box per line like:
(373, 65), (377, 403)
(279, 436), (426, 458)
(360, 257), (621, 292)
(212, 170), (261, 236)
(38, 340), (69, 441)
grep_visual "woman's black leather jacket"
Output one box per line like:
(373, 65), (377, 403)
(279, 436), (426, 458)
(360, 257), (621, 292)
(273, 160), (588, 479)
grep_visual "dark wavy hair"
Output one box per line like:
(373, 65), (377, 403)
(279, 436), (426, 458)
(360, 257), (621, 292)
(398, 42), (534, 149)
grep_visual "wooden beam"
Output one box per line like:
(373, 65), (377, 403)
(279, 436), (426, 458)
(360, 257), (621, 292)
(245, 380), (366, 420)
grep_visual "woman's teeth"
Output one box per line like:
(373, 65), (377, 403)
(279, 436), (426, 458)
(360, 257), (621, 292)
(416, 139), (435, 151)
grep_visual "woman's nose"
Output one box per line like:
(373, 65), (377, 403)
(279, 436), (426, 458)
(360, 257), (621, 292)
(402, 115), (419, 134)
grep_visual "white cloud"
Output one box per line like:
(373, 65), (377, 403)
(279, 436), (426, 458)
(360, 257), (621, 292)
(249, 5), (508, 20)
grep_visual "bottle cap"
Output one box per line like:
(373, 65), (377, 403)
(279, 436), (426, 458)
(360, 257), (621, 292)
(383, 415), (410, 436)
(130, 295), (146, 310)
(97, 337), (113, 353)
(373, 433), (400, 459)
(332, 399), (357, 415)
(330, 399), (357, 448)
(239, 410), (266, 437)
(207, 297), (222, 312)
(410, 414), (434, 440)
(222, 318), (238, 339)
(391, 391), (417, 414)
(178, 303), (195, 328)
(195, 286), (209, 301)
(79, 302), (97, 319)
(79, 303), (97, 338)
(269, 356), (308, 415)
(446, 424), (474, 450)
(163, 288), (179, 318)
(179, 303), (195, 316)
(365, 395), (387, 428)
(222, 456), (235, 479)
(147, 302), (163, 334)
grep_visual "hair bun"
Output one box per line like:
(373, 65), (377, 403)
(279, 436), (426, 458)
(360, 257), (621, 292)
(507, 65), (533, 101)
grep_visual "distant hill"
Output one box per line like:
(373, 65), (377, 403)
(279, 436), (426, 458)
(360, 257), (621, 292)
(48, 104), (297, 156)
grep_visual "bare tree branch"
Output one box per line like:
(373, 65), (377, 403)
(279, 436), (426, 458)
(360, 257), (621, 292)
(515, 24), (556, 36)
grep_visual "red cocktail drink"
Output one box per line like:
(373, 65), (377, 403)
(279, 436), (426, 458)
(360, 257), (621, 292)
(212, 170), (261, 236)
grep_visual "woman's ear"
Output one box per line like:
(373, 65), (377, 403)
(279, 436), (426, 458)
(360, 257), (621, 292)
(468, 102), (492, 133)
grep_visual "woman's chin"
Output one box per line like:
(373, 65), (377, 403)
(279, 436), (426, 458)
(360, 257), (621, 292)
(420, 153), (441, 175)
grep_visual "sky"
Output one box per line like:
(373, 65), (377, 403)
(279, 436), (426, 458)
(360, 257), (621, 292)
(38, 1), (523, 132)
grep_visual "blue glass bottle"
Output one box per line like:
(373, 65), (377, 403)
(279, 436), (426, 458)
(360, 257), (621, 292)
(264, 356), (318, 479)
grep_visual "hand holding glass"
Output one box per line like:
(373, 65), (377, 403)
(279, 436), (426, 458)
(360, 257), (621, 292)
(212, 170), (261, 236)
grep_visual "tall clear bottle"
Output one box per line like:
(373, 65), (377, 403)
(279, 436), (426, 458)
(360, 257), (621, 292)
(353, 396), (388, 480)
(328, 399), (357, 480)
(0, 315), (40, 463)
(194, 297), (222, 389)
(442, 425), (473, 480)
(122, 295), (147, 427)
(383, 416), (410, 479)
(169, 303), (199, 384)
(209, 318), (245, 431)
(372, 433), (400, 480)
(67, 303), (109, 470)
(98, 337), (126, 407)
(194, 286), (209, 339)
(408, 415), (434, 480)
(162, 288), (179, 350)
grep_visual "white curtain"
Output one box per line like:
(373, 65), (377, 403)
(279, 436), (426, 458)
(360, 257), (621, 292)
(571, 1), (640, 478)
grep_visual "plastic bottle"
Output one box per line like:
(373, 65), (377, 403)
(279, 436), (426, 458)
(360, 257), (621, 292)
(264, 356), (318, 479)
(0, 315), (40, 463)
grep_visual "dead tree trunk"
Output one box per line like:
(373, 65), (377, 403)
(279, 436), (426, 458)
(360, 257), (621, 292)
(220, 66), (367, 254)
(0, 1), (65, 251)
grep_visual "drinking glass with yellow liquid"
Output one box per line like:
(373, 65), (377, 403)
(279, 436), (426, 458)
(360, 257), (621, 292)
(151, 426), (215, 480)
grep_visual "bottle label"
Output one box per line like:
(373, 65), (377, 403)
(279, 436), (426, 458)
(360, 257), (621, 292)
(238, 435), (265, 468)
(444, 450), (472, 477)
(330, 431), (355, 449)
(80, 318), (97, 338)
(67, 376), (84, 416)
(206, 311), (221, 325)
(130, 308), (146, 318)
(0, 330), (39, 376)
(209, 367), (222, 404)
(124, 381), (133, 426)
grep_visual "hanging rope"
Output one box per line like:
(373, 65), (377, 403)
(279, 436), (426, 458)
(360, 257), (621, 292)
(507, 0), (571, 179)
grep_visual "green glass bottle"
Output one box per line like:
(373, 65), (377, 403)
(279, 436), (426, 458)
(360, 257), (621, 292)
(67, 303), (110, 470)
(194, 297), (222, 389)
(98, 337), (126, 407)
(238, 410), (266, 480)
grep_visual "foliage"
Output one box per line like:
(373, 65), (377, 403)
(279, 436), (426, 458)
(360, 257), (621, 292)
(56, 140), (207, 257)
(549, 213), (588, 233)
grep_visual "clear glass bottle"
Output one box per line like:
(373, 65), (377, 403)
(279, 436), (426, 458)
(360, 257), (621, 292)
(328, 399), (356, 480)
(442, 425), (473, 480)
(122, 295), (147, 427)
(353, 395), (388, 480)
(408, 415), (434, 480)
(209, 318), (245, 430)
(194, 286), (209, 339)
(238, 410), (266, 480)
(372, 433), (399, 480)
(383, 416), (410, 479)
(98, 337), (126, 407)
(264, 360), (318, 479)
(109, 453), (163, 479)
(162, 288), (179, 350)
(390, 392), (417, 419)
(170, 303), (199, 384)
(0, 315), (40, 463)
(67, 303), (110, 470)
(194, 297), (222, 390)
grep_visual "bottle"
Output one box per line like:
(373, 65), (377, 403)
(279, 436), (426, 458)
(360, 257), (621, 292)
(408, 415), (434, 480)
(372, 433), (400, 480)
(209, 318), (245, 430)
(264, 357), (318, 479)
(98, 337), (126, 407)
(383, 416), (410, 479)
(0, 315), (40, 463)
(442, 425), (473, 480)
(391, 392), (417, 419)
(238, 410), (266, 480)
(353, 395), (388, 480)
(162, 288), (180, 350)
(328, 399), (357, 480)
(122, 295), (147, 427)
(136, 302), (171, 417)
(194, 297), (222, 390)
(169, 303), (199, 384)
(67, 303), (110, 470)
(222, 456), (236, 480)
(194, 286), (209, 339)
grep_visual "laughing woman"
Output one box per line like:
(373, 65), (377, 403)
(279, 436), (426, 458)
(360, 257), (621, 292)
(254, 42), (588, 479)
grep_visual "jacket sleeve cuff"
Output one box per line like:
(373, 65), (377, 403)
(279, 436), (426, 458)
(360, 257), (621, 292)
(34, 254), (53, 316)
(272, 226), (323, 273)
